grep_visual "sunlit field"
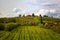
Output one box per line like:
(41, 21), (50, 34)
(0, 16), (60, 40)
(0, 26), (60, 40)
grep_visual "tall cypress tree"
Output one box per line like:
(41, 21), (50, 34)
(32, 13), (35, 17)
(39, 14), (43, 23)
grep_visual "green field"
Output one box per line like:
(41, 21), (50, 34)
(0, 26), (60, 40)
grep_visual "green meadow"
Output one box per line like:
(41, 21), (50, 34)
(0, 15), (60, 40)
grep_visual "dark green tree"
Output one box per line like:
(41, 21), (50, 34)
(39, 14), (43, 23)
(19, 14), (21, 17)
(32, 13), (35, 17)
(43, 15), (48, 17)
(23, 14), (25, 17)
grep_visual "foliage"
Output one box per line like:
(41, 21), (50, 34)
(0, 15), (60, 33)
(0, 18), (16, 23)
(43, 15), (48, 17)
(4, 23), (19, 31)
(0, 23), (5, 30)
(0, 15), (60, 40)
(39, 14), (43, 23)
(32, 13), (35, 17)
(16, 16), (39, 26)
(19, 14), (21, 17)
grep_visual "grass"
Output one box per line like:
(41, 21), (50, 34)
(0, 26), (60, 40)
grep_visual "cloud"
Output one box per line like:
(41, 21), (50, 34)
(36, 9), (60, 18)
(36, 9), (56, 16)
(12, 8), (22, 13)
(12, 8), (58, 18)
(12, 8), (33, 16)
(42, 2), (56, 6)
(49, 9), (56, 13)
(12, 8), (30, 16)
(0, 0), (60, 18)
(36, 9), (49, 16)
(41, 2), (57, 9)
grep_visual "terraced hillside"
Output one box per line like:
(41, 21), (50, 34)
(0, 26), (60, 40)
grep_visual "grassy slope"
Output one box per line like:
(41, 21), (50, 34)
(0, 26), (60, 40)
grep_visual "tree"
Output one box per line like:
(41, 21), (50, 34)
(23, 14), (25, 17)
(19, 14), (21, 17)
(39, 14), (43, 23)
(43, 15), (48, 17)
(32, 13), (35, 17)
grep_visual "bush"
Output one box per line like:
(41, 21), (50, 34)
(0, 23), (5, 30)
(43, 15), (48, 17)
(4, 23), (19, 31)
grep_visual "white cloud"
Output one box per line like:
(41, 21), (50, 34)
(50, 9), (56, 13)
(36, 9), (56, 16)
(36, 9), (60, 18)
(12, 8), (32, 16)
(12, 8), (22, 13)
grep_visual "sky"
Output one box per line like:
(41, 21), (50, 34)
(0, 0), (60, 18)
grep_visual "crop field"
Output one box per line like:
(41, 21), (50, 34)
(0, 26), (60, 40)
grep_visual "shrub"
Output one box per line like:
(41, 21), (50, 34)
(43, 15), (48, 17)
(4, 23), (19, 31)
(0, 23), (5, 30)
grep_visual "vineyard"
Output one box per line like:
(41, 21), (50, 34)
(0, 26), (60, 40)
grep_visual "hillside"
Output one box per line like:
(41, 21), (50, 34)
(0, 16), (60, 40)
(0, 16), (60, 33)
